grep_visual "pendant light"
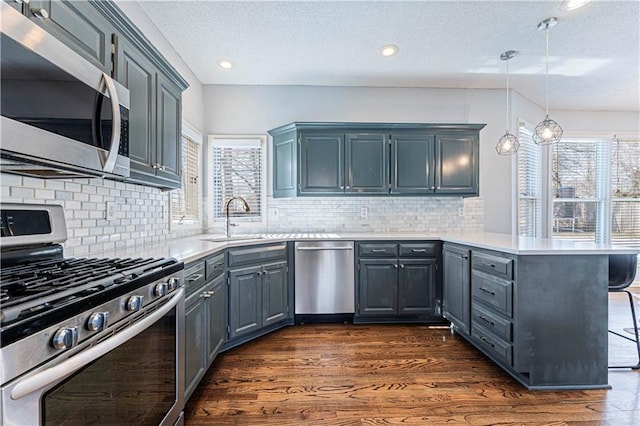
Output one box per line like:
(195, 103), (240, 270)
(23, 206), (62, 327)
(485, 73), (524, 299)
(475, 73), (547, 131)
(496, 50), (520, 155)
(533, 17), (563, 145)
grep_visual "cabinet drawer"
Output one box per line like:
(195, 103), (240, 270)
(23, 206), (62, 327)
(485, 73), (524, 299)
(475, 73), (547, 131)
(472, 270), (513, 316)
(472, 252), (513, 280)
(184, 261), (206, 296)
(472, 323), (513, 366)
(206, 252), (225, 281)
(472, 303), (512, 342)
(228, 243), (287, 267)
(358, 243), (398, 257)
(398, 242), (439, 257)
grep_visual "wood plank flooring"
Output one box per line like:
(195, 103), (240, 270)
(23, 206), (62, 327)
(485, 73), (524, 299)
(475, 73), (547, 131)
(185, 293), (640, 425)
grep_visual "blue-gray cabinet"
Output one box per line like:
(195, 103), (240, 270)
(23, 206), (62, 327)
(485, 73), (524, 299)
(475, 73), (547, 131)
(355, 241), (441, 323)
(184, 251), (228, 400)
(442, 243), (471, 333)
(14, 0), (189, 189)
(228, 243), (290, 340)
(26, 0), (114, 74)
(269, 122), (484, 197)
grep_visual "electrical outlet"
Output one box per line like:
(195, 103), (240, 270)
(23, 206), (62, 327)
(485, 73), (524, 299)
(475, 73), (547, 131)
(360, 207), (368, 219)
(106, 202), (116, 221)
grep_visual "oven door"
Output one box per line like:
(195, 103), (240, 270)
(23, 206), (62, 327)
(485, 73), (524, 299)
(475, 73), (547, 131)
(1, 288), (185, 426)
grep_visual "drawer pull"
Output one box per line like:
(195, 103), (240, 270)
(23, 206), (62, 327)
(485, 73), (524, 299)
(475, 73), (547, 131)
(371, 249), (387, 253)
(479, 315), (495, 326)
(479, 287), (496, 296)
(411, 249), (427, 253)
(187, 273), (204, 282)
(479, 335), (495, 348)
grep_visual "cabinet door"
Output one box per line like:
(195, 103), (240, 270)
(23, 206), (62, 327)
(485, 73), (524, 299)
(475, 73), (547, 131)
(358, 259), (398, 315)
(435, 133), (478, 195)
(273, 129), (297, 198)
(184, 292), (206, 399)
(229, 265), (262, 338)
(206, 276), (227, 365)
(391, 134), (435, 194)
(299, 132), (344, 194)
(6, 0), (23, 12)
(27, 0), (113, 74)
(155, 72), (182, 188)
(346, 133), (388, 193)
(398, 258), (437, 315)
(262, 261), (288, 327)
(442, 245), (471, 332)
(114, 36), (156, 180)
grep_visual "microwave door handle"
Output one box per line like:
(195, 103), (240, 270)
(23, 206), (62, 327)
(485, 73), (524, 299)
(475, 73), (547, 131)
(10, 288), (184, 401)
(100, 73), (121, 174)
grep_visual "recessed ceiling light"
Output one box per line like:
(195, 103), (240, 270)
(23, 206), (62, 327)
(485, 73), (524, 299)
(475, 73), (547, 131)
(218, 59), (233, 69)
(381, 45), (399, 57)
(559, 0), (592, 11)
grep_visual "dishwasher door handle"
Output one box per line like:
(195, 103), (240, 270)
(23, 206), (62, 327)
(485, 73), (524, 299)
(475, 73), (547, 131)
(296, 246), (353, 251)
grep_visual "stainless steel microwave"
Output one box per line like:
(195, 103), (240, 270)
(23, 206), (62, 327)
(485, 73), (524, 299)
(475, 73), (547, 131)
(0, 3), (130, 179)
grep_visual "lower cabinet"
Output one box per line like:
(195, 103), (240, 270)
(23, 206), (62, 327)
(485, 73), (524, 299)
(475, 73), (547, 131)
(227, 243), (290, 341)
(442, 243), (471, 333)
(184, 253), (227, 400)
(355, 241), (441, 323)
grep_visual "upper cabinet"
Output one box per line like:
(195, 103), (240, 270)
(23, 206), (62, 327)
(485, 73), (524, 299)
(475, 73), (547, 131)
(10, 0), (189, 190)
(269, 123), (485, 198)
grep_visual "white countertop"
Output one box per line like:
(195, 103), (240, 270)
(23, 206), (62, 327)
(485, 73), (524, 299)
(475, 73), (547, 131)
(91, 232), (638, 264)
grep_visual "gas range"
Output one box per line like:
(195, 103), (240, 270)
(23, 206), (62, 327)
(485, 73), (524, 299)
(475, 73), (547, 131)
(0, 203), (185, 425)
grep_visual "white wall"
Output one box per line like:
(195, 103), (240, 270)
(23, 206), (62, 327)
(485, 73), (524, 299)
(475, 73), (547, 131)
(203, 85), (510, 233)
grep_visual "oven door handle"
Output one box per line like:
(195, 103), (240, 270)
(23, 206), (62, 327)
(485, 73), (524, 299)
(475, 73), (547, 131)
(10, 288), (184, 401)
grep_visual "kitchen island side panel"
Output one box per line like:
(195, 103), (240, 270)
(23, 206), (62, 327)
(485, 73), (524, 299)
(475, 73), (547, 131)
(515, 254), (609, 389)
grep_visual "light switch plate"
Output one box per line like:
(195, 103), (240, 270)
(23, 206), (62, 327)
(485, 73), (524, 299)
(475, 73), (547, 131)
(106, 202), (116, 221)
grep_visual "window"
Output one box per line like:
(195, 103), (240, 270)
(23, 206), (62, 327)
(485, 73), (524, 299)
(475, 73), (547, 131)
(611, 138), (640, 247)
(516, 128), (640, 247)
(170, 123), (202, 228)
(550, 138), (603, 242)
(517, 121), (542, 237)
(208, 135), (266, 227)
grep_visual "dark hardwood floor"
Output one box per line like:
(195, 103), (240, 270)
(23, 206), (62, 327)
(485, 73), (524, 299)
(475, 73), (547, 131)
(185, 290), (640, 425)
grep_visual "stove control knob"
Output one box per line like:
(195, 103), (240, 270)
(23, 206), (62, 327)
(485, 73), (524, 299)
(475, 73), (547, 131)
(52, 327), (79, 350)
(126, 295), (144, 312)
(87, 312), (109, 332)
(154, 283), (168, 297)
(167, 277), (180, 291)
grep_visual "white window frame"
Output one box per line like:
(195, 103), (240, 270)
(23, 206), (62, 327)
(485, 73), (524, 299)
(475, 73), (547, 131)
(169, 121), (203, 231)
(207, 134), (267, 233)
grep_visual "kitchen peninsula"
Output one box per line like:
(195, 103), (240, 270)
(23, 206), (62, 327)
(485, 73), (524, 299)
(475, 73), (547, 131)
(98, 231), (637, 391)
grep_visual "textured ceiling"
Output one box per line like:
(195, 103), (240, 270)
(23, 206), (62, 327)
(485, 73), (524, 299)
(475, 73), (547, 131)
(137, 0), (640, 112)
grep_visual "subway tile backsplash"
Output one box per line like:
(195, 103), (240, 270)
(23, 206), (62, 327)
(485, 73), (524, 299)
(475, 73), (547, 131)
(266, 196), (484, 233)
(2, 173), (484, 256)
(1, 174), (200, 257)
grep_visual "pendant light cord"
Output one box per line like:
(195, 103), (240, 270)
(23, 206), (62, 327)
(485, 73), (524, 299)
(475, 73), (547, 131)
(545, 25), (550, 116)
(506, 59), (510, 131)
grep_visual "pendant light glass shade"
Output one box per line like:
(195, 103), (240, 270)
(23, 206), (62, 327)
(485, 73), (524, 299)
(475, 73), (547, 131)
(496, 50), (520, 155)
(533, 17), (563, 145)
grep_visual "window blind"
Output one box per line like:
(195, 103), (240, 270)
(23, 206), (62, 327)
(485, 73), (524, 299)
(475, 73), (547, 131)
(517, 122), (542, 237)
(171, 134), (201, 224)
(212, 141), (262, 220)
(611, 138), (640, 247)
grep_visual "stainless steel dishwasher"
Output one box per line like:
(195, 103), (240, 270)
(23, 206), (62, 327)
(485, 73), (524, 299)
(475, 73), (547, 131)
(294, 241), (355, 321)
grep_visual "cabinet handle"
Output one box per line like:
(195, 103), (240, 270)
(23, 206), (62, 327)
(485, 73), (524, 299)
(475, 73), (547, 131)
(411, 249), (427, 253)
(462, 255), (469, 259)
(400, 264), (405, 269)
(187, 273), (203, 282)
(371, 249), (386, 253)
(393, 264), (398, 269)
(346, 186), (350, 189)
(479, 287), (496, 296)
(479, 335), (496, 348)
(30, 7), (48, 19)
(430, 186), (435, 190)
(437, 186), (441, 190)
(479, 315), (495, 326)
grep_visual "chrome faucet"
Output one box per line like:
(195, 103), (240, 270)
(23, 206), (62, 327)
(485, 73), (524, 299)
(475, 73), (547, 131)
(224, 196), (251, 237)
